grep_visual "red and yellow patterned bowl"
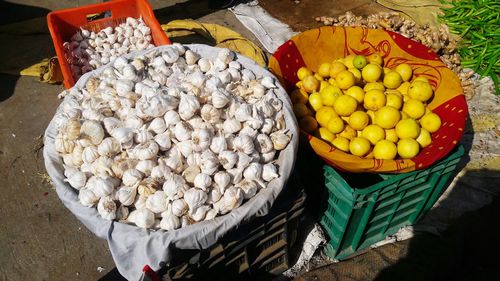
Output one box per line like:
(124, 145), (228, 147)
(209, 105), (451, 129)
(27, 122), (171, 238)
(269, 26), (467, 173)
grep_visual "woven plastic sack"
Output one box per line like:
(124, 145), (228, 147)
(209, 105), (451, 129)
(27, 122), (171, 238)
(43, 44), (298, 280)
(269, 26), (467, 173)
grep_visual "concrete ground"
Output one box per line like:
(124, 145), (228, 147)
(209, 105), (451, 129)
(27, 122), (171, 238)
(0, 0), (498, 281)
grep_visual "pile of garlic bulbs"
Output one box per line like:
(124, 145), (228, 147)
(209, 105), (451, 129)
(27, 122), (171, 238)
(54, 44), (292, 230)
(63, 17), (154, 81)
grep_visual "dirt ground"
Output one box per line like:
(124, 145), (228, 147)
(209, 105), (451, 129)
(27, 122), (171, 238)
(0, 1), (498, 281)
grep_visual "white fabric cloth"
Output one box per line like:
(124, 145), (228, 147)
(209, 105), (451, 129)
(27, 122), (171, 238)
(230, 1), (298, 53)
(43, 44), (299, 281)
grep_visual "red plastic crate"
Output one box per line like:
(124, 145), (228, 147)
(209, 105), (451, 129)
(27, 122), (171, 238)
(47, 0), (171, 88)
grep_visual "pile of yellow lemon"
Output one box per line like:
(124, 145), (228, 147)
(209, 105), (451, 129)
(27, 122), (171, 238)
(292, 53), (442, 160)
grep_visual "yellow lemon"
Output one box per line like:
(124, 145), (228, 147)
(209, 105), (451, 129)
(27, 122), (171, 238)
(408, 81), (433, 102)
(375, 106), (401, 129)
(319, 81), (330, 92)
(403, 99), (426, 119)
(328, 78), (338, 86)
(397, 81), (411, 95)
(385, 129), (399, 143)
(348, 68), (362, 83)
(383, 71), (403, 89)
(316, 106), (337, 127)
(314, 73), (323, 82)
(395, 63), (413, 81)
(335, 70), (356, 89)
(320, 85), (343, 106)
(326, 117), (345, 134)
(303, 75), (320, 93)
(367, 53), (383, 66)
(290, 88), (309, 104)
(343, 54), (356, 69)
(308, 92), (323, 111)
(364, 82), (385, 92)
(349, 111), (370, 130)
(373, 140), (398, 160)
(329, 61), (347, 78)
(293, 103), (312, 118)
(315, 127), (336, 143)
(413, 76), (429, 83)
(353, 55), (368, 69)
(299, 116), (318, 133)
(333, 94), (358, 116)
(420, 113), (441, 133)
(397, 138), (420, 159)
(349, 137), (372, 156)
(318, 62), (331, 78)
(366, 110), (376, 124)
(331, 136), (350, 152)
(339, 125), (357, 140)
(297, 67), (312, 81)
(345, 86), (365, 103)
(395, 118), (421, 139)
(416, 128), (432, 148)
(362, 124), (386, 145)
(362, 63), (383, 83)
(364, 89), (386, 111)
(385, 91), (403, 110)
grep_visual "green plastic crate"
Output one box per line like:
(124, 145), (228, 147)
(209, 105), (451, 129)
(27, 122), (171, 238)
(320, 145), (465, 260)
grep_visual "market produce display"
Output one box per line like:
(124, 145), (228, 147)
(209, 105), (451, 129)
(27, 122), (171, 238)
(53, 44), (292, 230)
(63, 17), (155, 81)
(292, 54), (441, 160)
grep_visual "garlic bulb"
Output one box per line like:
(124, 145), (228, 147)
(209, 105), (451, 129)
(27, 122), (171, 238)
(150, 164), (171, 180)
(61, 118), (81, 140)
(270, 130), (292, 150)
(117, 185), (137, 206)
(79, 188), (99, 207)
(110, 127), (133, 144)
(260, 150), (276, 163)
(233, 135), (255, 154)
(145, 191), (168, 213)
(98, 137), (121, 157)
(163, 174), (187, 200)
(160, 206), (180, 231)
(171, 199), (188, 217)
(182, 165), (201, 184)
(262, 163), (279, 182)
(91, 156), (115, 178)
(154, 132), (171, 151)
(131, 141), (159, 160)
(236, 179), (258, 199)
(55, 134), (76, 154)
(190, 205), (211, 222)
(88, 176), (115, 198)
(164, 110), (181, 127)
(243, 162), (263, 182)
(191, 129), (211, 152)
(211, 90), (230, 108)
(149, 117), (167, 134)
(178, 94), (200, 120)
(97, 196), (117, 220)
(235, 103), (252, 122)
(219, 186), (244, 215)
(134, 128), (153, 144)
(64, 170), (87, 190)
(201, 104), (220, 124)
(122, 169), (143, 187)
(174, 121), (193, 142)
(213, 171), (231, 193)
(80, 120), (105, 145)
(137, 178), (160, 197)
(207, 188), (222, 204)
(183, 188), (208, 210)
(218, 150), (238, 170)
(194, 173), (212, 190)
(205, 209), (218, 221)
(128, 209), (155, 228)
(210, 135), (227, 154)
(136, 160), (156, 176)
(200, 150), (219, 175)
